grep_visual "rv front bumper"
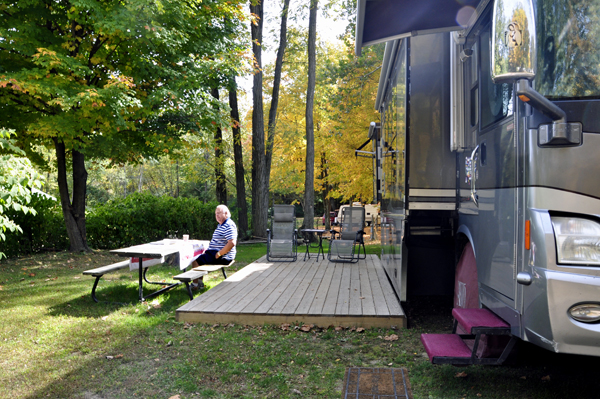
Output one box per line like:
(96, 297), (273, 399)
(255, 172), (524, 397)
(532, 269), (600, 356)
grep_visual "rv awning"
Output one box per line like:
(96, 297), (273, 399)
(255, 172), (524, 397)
(355, 0), (483, 56)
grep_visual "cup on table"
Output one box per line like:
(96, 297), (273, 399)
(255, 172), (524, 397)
(183, 234), (189, 241)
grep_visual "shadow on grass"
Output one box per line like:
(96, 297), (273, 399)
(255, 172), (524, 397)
(47, 280), (198, 319)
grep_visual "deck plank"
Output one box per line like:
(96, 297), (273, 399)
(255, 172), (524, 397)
(366, 256), (391, 316)
(335, 264), (352, 315)
(348, 263), (363, 316)
(267, 256), (317, 314)
(295, 259), (329, 315)
(306, 260), (336, 315)
(358, 262), (377, 316)
(277, 256), (320, 315)
(241, 262), (300, 314)
(224, 261), (291, 313)
(202, 258), (282, 313)
(372, 256), (404, 316)
(321, 264), (343, 316)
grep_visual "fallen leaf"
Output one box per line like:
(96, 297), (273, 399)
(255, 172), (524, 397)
(335, 326), (344, 331)
(73, 276), (81, 279)
(291, 388), (302, 395)
(520, 376), (527, 380)
(29, 273), (35, 277)
(300, 324), (314, 332)
(388, 362), (393, 366)
(357, 327), (365, 333)
(106, 356), (114, 360)
(359, 296), (365, 299)
(281, 323), (291, 331)
(455, 371), (468, 378)
(168, 395), (181, 399)
(101, 316), (108, 321)
(384, 334), (399, 341)
(114, 354), (123, 358)
(542, 375), (551, 382)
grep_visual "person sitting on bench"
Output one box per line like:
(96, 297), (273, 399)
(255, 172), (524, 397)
(191, 204), (237, 289)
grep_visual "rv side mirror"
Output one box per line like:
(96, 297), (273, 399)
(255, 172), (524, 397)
(491, 0), (536, 83)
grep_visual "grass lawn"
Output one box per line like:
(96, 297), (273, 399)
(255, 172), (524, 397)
(1, 242), (598, 398)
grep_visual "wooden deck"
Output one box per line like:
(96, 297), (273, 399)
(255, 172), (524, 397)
(176, 254), (406, 329)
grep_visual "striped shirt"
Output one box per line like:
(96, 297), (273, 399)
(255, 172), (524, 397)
(208, 218), (237, 260)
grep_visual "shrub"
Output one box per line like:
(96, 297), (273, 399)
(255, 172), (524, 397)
(1, 193), (220, 258)
(1, 193), (69, 257)
(86, 193), (218, 249)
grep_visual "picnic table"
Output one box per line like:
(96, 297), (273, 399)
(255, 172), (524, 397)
(108, 239), (207, 302)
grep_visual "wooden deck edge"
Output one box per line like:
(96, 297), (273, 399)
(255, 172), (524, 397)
(175, 311), (407, 329)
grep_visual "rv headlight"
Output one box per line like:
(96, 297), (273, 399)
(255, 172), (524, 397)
(551, 217), (600, 265)
(568, 303), (600, 323)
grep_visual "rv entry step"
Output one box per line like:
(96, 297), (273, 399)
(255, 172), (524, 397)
(421, 307), (516, 366)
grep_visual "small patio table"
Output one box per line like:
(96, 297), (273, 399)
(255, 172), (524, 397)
(299, 229), (326, 261)
(110, 239), (206, 302)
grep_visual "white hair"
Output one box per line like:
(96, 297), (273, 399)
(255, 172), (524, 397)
(216, 204), (230, 218)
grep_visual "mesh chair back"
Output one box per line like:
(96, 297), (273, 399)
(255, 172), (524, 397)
(340, 207), (365, 240)
(328, 206), (366, 262)
(268, 205), (297, 259)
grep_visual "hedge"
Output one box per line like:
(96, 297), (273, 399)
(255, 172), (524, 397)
(1, 192), (221, 258)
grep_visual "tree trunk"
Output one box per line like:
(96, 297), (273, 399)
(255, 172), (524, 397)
(211, 87), (228, 204)
(250, 1), (268, 238)
(321, 152), (330, 230)
(303, 0), (318, 230)
(229, 84), (249, 240)
(265, 0), (291, 197)
(53, 138), (91, 253)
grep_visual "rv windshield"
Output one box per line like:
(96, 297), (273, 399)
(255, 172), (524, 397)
(537, 0), (600, 99)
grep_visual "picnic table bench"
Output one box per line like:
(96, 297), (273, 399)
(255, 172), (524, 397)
(192, 260), (235, 279)
(82, 260), (131, 303)
(173, 269), (208, 300)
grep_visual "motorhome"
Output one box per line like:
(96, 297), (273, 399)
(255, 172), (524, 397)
(356, 0), (600, 363)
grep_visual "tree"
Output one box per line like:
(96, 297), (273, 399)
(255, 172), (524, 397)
(229, 81), (249, 240)
(265, 0), (291, 201)
(250, 0), (268, 238)
(211, 88), (227, 204)
(0, 129), (42, 259)
(303, 0), (318, 229)
(0, 0), (248, 251)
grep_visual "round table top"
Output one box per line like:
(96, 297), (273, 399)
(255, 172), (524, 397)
(300, 228), (326, 234)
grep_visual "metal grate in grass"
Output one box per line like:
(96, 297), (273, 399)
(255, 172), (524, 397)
(341, 367), (413, 398)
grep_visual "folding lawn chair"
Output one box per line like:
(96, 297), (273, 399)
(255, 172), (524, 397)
(328, 206), (366, 263)
(266, 204), (298, 262)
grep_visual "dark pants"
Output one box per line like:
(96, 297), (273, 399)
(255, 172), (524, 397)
(195, 249), (232, 266)
(192, 250), (231, 286)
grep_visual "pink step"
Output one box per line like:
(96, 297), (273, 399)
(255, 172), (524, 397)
(421, 334), (472, 362)
(452, 308), (509, 333)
